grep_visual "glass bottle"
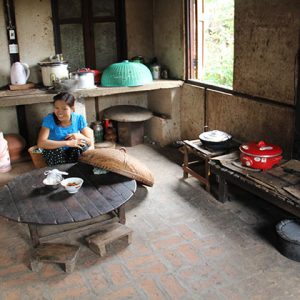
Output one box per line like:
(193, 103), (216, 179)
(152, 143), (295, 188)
(93, 121), (104, 143)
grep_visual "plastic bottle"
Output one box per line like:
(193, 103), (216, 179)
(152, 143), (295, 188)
(0, 132), (12, 173)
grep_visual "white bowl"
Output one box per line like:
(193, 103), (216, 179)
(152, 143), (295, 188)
(60, 177), (84, 194)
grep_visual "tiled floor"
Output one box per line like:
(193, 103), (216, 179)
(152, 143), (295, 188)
(0, 144), (300, 300)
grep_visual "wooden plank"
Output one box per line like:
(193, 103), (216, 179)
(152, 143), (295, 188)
(58, 192), (92, 222)
(210, 161), (300, 216)
(0, 185), (20, 221)
(65, 163), (116, 215)
(86, 222), (132, 256)
(283, 185), (300, 200)
(31, 243), (80, 273)
(7, 174), (41, 223)
(9, 83), (35, 91)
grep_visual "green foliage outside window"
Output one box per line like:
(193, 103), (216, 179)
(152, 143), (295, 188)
(201, 0), (234, 88)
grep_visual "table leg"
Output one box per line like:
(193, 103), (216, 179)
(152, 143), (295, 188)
(182, 146), (189, 178)
(28, 224), (40, 247)
(118, 204), (126, 224)
(218, 175), (229, 203)
(204, 159), (211, 192)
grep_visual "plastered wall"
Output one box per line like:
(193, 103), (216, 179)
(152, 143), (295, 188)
(181, 84), (205, 139)
(0, 5), (10, 88)
(15, 0), (55, 84)
(234, 0), (300, 104)
(153, 0), (185, 79)
(125, 0), (154, 62)
(206, 91), (295, 156)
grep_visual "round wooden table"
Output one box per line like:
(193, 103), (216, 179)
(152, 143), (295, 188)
(0, 162), (136, 246)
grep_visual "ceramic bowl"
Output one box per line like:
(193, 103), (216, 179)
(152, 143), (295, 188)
(60, 177), (84, 194)
(43, 178), (61, 190)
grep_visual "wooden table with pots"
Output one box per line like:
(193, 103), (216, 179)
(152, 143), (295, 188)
(181, 139), (239, 192)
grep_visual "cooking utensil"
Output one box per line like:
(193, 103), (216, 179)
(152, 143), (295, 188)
(71, 70), (95, 89)
(10, 62), (30, 85)
(39, 60), (69, 87)
(239, 140), (282, 170)
(78, 68), (101, 84)
(276, 219), (300, 262)
(199, 130), (232, 150)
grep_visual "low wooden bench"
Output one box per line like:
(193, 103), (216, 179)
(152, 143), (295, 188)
(86, 222), (133, 257)
(30, 243), (80, 273)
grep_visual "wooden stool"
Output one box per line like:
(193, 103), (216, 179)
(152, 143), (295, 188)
(30, 243), (80, 273)
(86, 222), (133, 257)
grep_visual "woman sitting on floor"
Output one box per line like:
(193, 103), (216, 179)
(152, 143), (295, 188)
(37, 92), (94, 166)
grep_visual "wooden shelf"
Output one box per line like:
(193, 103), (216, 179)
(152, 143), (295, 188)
(0, 80), (184, 107)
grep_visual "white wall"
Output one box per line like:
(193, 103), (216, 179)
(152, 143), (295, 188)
(15, 0), (55, 84)
(0, 4), (11, 87)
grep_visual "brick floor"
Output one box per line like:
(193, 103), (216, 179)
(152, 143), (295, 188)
(0, 144), (300, 299)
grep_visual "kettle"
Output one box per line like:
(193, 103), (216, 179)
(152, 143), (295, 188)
(10, 62), (30, 85)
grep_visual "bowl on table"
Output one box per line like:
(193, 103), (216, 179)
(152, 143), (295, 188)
(60, 177), (84, 194)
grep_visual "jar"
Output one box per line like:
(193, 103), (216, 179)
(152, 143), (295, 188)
(0, 132), (12, 173)
(92, 122), (104, 143)
(150, 63), (161, 80)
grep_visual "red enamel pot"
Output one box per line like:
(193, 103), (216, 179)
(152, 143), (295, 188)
(239, 140), (283, 170)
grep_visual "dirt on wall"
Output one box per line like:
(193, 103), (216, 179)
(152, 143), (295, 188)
(234, 0), (300, 104)
(153, 0), (185, 80)
(125, 0), (154, 62)
(206, 90), (295, 156)
(181, 84), (205, 139)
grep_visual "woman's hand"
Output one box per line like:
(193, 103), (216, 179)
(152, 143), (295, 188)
(65, 133), (81, 140)
(67, 138), (86, 149)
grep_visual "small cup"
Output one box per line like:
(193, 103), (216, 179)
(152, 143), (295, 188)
(60, 177), (84, 194)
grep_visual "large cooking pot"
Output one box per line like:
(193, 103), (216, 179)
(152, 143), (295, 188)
(78, 68), (101, 84)
(239, 140), (282, 170)
(199, 130), (232, 150)
(71, 70), (95, 89)
(39, 61), (69, 87)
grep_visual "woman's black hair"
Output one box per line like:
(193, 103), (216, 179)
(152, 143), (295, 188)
(52, 92), (76, 125)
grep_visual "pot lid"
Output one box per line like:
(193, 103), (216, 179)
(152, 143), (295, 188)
(199, 130), (232, 143)
(39, 61), (68, 66)
(73, 71), (94, 75)
(240, 140), (282, 157)
(77, 68), (94, 74)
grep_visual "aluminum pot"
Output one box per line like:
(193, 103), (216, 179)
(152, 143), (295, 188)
(39, 61), (69, 87)
(199, 130), (232, 150)
(239, 140), (282, 170)
(78, 68), (101, 84)
(71, 70), (95, 89)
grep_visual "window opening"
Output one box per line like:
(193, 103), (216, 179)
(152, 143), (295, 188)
(187, 0), (234, 88)
(51, 0), (127, 72)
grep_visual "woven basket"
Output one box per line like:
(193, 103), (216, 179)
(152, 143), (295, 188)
(79, 148), (154, 186)
(28, 146), (47, 169)
(101, 60), (153, 87)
